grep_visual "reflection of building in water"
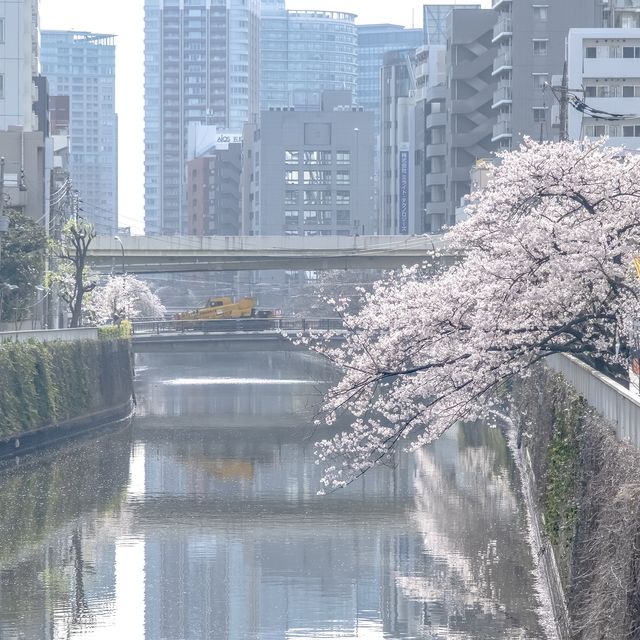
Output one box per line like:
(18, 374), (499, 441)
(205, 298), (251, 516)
(137, 402), (417, 638)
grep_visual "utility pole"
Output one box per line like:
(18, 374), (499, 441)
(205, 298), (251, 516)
(0, 157), (7, 268)
(559, 60), (569, 142)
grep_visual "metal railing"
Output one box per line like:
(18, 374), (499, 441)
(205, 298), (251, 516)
(0, 327), (99, 343)
(131, 317), (346, 336)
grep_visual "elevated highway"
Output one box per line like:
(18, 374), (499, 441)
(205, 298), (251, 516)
(88, 234), (454, 274)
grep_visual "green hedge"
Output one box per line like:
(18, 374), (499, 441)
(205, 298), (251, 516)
(0, 338), (133, 438)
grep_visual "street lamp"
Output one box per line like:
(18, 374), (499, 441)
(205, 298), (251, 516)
(114, 235), (125, 275)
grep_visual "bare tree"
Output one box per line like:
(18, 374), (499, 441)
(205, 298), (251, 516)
(53, 219), (97, 328)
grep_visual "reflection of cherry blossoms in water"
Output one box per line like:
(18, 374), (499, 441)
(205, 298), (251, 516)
(395, 424), (546, 639)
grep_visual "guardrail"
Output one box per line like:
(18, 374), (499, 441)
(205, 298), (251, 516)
(131, 317), (346, 335)
(546, 353), (640, 448)
(0, 327), (99, 344)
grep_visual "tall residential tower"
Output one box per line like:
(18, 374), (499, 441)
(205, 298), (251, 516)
(144, 0), (260, 235)
(41, 31), (118, 234)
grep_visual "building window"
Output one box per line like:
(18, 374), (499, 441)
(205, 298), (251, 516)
(336, 190), (350, 206)
(532, 107), (547, 123)
(303, 210), (332, 225)
(285, 210), (299, 225)
(533, 39), (548, 56)
(623, 85), (640, 98)
(0, 18), (4, 43)
(284, 190), (298, 205)
(336, 210), (351, 225)
(303, 190), (332, 205)
(585, 124), (607, 137)
(532, 5), (548, 21)
(304, 150), (331, 164)
(336, 170), (350, 185)
(285, 150), (299, 164)
(285, 170), (299, 184)
(623, 125), (640, 137)
(585, 46), (596, 59)
(303, 170), (332, 185)
(336, 151), (351, 165)
(532, 73), (548, 89)
(0, 74), (3, 99)
(623, 47), (640, 58)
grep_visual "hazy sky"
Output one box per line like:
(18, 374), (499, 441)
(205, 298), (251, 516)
(39, 0), (490, 233)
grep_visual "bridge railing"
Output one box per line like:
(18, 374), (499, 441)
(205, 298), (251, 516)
(131, 317), (346, 335)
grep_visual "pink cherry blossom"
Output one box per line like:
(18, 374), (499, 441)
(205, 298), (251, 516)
(313, 138), (640, 491)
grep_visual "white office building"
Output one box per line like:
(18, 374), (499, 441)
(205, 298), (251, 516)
(567, 28), (640, 150)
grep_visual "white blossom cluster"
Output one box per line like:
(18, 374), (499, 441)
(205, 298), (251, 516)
(87, 274), (166, 325)
(315, 138), (640, 491)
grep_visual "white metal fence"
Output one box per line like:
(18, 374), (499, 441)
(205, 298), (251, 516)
(546, 354), (640, 448)
(0, 327), (99, 344)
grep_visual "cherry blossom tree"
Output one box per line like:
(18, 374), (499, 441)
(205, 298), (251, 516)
(314, 138), (640, 491)
(87, 274), (166, 325)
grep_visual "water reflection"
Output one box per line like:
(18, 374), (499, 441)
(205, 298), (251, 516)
(0, 351), (546, 639)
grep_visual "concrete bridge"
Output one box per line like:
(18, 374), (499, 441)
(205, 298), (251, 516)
(131, 317), (345, 353)
(88, 234), (453, 274)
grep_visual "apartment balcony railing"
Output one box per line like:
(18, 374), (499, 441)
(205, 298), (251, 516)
(492, 86), (512, 108)
(612, 0), (640, 8)
(492, 49), (512, 75)
(492, 120), (513, 141)
(492, 17), (513, 42)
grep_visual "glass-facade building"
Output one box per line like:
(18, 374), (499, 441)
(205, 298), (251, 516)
(261, 7), (358, 111)
(144, 0), (259, 235)
(356, 24), (423, 127)
(41, 31), (118, 234)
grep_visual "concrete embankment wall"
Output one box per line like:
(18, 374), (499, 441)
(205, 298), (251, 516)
(0, 338), (134, 453)
(511, 364), (640, 639)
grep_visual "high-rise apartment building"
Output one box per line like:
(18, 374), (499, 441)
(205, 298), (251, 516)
(144, 0), (260, 235)
(490, 0), (603, 150)
(261, 8), (358, 111)
(41, 31), (118, 234)
(0, 0), (39, 132)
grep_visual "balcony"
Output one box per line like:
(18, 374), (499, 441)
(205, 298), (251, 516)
(426, 111), (447, 128)
(492, 49), (512, 76)
(491, 119), (513, 142)
(612, 0), (640, 8)
(492, 17), (513, 43)
(491, 85), (512, 109)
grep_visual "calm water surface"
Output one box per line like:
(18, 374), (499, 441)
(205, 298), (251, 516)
(0, 351), (546, 639)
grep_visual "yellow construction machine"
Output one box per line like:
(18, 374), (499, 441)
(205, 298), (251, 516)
(175, 296), (256, 321)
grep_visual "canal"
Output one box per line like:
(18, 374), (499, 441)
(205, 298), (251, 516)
(0, 350), (548, 639)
